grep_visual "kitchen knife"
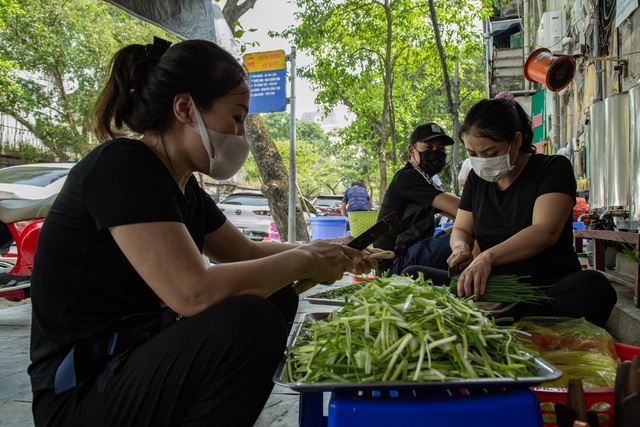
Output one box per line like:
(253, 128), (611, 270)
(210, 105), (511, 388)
(448, 264), (460, 279)
(346, 212), (399, 250)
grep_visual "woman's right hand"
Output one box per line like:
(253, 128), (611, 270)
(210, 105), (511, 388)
(291, 240), (370, 294)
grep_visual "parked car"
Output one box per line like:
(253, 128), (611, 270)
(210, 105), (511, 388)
(217, 191), (317, 241)
(0, 163), (75, 200)
(311, 194), (344, 216)
(0, 163), (75, 255)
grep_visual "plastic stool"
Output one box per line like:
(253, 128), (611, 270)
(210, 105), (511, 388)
(326, 388), (543, 427)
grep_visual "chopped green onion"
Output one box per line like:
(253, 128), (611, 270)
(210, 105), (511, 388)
(285, 275), (536, 384)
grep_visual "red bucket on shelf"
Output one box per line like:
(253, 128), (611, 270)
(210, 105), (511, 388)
(534, 342), (640, 427)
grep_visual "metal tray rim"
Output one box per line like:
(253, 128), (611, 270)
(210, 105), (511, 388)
(274, 312), (562, 392)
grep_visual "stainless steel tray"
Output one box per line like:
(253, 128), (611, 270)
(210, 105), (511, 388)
(274, 312), (562, 392)
(303, 284), (359, 306)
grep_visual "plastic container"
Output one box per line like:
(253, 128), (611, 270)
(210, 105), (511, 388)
(347, 211), (379, 238)
(309, 216), (348, 240)
(573, 221), (586, 230)
(534, 342), (640, 427)
(328, 388), (542, 427)
(524, 47), (575, 92)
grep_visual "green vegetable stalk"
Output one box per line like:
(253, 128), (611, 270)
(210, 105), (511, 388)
(285, 275), (536, 384)
(449, 275), (552, 305)
(620, 240), (640, 265)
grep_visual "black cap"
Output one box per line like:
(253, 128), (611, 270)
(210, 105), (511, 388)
(410, 123), (454, 145)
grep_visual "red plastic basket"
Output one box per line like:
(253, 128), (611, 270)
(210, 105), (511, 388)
(534, 342), (640, 427)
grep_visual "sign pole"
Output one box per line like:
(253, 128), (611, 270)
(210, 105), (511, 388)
(287, 47), (297, 243)
(243, 49), (290, 239)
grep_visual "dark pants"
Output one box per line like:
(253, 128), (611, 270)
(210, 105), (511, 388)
(400, 267), (617, 327)
(33, 286), (299, 427)
(386, 233), (452, 276)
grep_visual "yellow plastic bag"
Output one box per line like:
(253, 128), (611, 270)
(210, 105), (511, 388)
(515, 317), (618, 388)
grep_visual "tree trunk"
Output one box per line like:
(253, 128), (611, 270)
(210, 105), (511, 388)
(245, 115), (309, 242)
(223, 0), (309, 242)
(377, 0), (393, 202)
(428, 0), (460, 192)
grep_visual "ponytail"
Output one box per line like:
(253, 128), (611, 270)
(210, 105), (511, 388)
(92, 39), (246, 143)
(92, 45), (152, 141)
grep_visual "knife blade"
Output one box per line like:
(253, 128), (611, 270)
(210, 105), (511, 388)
(448, 264), (460, 279)
(346, 212), (399, 250)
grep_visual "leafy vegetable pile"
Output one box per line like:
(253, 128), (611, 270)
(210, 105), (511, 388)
(286, 276), (537, 384)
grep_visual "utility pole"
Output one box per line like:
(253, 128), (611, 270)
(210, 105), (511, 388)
(287, 47), (297, 243)
(452, 61), (460, 195)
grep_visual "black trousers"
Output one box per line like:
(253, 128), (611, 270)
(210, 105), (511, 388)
(401, 266), (617, 327)
(33, 286), (299, 427)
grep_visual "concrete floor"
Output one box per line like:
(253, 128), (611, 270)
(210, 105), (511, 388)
(1, 275), (639, 426)
(0, 276), (347, 427)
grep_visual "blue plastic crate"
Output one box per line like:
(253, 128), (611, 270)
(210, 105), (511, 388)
(326, 388), (543, 427)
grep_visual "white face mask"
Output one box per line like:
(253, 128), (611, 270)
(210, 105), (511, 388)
(190, 100), (250, 180)
(469, 144), (516, 183)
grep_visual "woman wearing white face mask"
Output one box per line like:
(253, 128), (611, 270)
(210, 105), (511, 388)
(29, 38), (381, 427)
(447, 93), (616, 328)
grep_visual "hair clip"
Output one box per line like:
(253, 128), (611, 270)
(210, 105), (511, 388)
(144, 36), (172, 61)
(495, 91), (516, 106)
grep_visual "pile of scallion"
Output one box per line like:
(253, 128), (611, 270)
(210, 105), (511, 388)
(449, 274), (552, 305)
(285, 275), (537, 384)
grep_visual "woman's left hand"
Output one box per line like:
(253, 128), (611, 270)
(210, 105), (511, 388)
(456, 253), (494, 300)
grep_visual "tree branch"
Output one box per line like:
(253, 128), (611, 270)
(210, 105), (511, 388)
(222, 0), (259, 25)
(0, 108), (38, 135)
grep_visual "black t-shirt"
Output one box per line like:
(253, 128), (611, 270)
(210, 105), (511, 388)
(29, 139), (226, 391)
(375, 163), (444, 269)
(459, 153), (580, 286)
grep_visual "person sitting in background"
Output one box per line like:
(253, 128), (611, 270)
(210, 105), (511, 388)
(374, 123), (459, 276)
(29, 37), (380, 427)
(445, 94), (615, 327)
(341, 181), (372, 216)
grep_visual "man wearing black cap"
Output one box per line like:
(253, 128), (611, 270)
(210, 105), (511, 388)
(375, 123), (460, 275)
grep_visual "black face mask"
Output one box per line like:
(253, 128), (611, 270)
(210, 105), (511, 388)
(417, 150), (446, 176)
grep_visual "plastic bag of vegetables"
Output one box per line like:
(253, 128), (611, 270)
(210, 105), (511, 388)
(515, 317), (618, 388)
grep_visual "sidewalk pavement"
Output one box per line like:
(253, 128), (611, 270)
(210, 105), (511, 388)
(0, 275), (353, 426)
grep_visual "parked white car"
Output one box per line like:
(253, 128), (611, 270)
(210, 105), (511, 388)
(217, 191), (317, 241)
(0, 163), (75, 256)
(0, 163), (75, 200)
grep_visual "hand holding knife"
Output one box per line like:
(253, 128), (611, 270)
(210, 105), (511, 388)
(292, 212), (399, 294)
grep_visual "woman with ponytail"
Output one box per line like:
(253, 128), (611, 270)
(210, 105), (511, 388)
(447, 92), (616, 327)
(29, 38), (379, 427)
